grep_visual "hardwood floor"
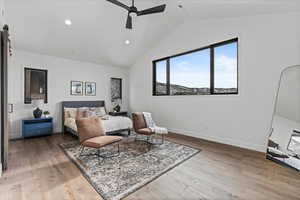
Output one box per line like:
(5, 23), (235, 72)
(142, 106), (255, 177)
(1, 133), (300, 200)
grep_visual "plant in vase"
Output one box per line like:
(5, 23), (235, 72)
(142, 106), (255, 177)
(113, 104), (121, 112)
(43, 111), (50, 118)
(112, 99), (121, 112)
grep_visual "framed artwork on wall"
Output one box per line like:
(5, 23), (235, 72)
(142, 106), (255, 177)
(111, 78), (122, 100)
(71, 81), (83, 95)
(85, 82), (96, 96)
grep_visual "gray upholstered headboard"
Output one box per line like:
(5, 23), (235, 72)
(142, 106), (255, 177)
(61, 100), (105, 133)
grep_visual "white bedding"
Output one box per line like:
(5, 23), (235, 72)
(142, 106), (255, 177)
(65, 116), (133, 133)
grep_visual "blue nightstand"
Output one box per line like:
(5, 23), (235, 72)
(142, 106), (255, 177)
(22, 118), (53, 138)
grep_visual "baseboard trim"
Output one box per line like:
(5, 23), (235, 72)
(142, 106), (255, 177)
(10, 132), (62, 140)
(168, 128), (266, 153)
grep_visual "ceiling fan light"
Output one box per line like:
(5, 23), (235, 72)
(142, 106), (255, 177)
(125, 40), (130, 45)
(106, 0), (166, 29)
(65, 19), (72, 26)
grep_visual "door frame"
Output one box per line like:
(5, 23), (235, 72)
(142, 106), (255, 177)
(1, 25), (9, 171)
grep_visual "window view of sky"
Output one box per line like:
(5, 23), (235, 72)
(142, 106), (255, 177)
(214, 42), (237, 89)
(156, 42), (237, 89)
(156, 60), (167, 84)
(170, 49), (210, 88)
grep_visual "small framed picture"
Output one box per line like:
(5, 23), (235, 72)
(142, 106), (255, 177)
(85, 82), (96, 96)
(71, 81), (83, 95)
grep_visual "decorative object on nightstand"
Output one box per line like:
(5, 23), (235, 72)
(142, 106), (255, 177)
(22, 117), (53, 138)
(113, 104), (121, 112)
(109, 111), (128, 117)
(32, 99), (44, 118)
(112, 98), (122, 113)
(43, 110), (50, 118)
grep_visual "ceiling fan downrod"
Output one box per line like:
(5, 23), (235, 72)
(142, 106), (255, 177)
(106, 0), (166, 29)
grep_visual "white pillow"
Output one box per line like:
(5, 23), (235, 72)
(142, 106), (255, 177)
(77, 107), (89, 118)
(101, 115), (109, 120)
(87, 107), (106, 117)
(64, 108), (77, 119)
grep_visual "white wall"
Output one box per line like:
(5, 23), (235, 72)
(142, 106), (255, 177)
(8, 50), (129, 139)
(129, 13), (300, 152)
(0, 0), (5, 27)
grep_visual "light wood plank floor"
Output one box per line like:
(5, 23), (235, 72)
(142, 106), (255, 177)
(1, 133), (300, 200)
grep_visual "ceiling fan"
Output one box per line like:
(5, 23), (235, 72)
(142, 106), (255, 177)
(106, 0), (166, 29)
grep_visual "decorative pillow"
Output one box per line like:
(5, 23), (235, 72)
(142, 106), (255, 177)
(99, 107), (106, 116)
(88, 107), (106, 117)
(86, 110), (97, 118)
(64, 108), (78, 119)
(77, 107), (89, 118)
(101, 115), (110, 120)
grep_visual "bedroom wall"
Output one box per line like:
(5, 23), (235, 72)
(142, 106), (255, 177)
(129, 12), (300, 152)
(8, 50), (129, 139)
(0, 0), (5, 27)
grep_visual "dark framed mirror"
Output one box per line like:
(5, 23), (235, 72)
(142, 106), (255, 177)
(24, 68), (48, 104)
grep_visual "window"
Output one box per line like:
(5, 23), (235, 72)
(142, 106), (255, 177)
(170, 49), (210, 95)
(155, 60), (168, 95)
(153, 38), (238, 96)
(214, 41), (238, 94)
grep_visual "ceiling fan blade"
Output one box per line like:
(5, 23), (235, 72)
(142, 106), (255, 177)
(137, 4), (166, 16)
(106, 0), (130, 10)
(126, 14), (132, 29)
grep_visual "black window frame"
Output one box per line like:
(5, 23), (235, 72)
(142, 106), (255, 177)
(152, 38), (238, 96)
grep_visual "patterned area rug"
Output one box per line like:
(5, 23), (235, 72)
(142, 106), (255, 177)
(60, 136), (200, 200)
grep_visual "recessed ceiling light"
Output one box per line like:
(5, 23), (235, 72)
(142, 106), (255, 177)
(125, 40), (130, 45)
(65, 19), (72, 26)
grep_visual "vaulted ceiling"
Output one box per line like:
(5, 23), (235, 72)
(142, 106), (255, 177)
(6, 0), (300, 67)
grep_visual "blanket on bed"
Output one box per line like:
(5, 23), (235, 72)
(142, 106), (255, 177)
(143, 112), (168, 134)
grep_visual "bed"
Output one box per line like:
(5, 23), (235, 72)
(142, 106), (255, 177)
(62, 101), (132, 136)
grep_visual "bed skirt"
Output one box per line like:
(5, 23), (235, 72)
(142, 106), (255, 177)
(64, 126), (131, 137)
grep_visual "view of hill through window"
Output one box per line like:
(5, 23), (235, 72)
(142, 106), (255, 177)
(154, 39), (238, 95)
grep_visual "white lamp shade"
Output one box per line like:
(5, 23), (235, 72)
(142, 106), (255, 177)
(32, 99), (44, 108)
